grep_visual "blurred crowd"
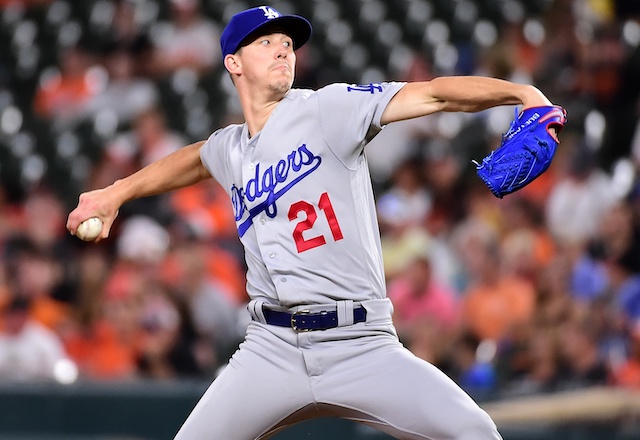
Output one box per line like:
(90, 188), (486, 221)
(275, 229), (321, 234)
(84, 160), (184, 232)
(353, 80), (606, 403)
(1, 0), (640, 403)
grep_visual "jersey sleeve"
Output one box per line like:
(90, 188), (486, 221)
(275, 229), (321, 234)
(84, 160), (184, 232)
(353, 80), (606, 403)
(200, 129), (229, 188)
(317, 82), (405, 165)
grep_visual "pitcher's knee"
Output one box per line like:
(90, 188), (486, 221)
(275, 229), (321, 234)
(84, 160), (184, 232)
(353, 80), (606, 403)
(454, 408), (502, 440)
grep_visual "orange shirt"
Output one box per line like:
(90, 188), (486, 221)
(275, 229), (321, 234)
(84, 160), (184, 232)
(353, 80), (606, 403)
(462, 276), (536, 341)
(30, 295), (71, 332)
(33, 74), (95, 118)
(160, 245), (247, 305)
(170, 181), (237, 239)
(64, 320), (138, 379)
(614, 360), (640, 389)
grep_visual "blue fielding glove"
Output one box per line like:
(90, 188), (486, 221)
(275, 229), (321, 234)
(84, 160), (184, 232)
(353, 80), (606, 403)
(474, 105), (567, 198)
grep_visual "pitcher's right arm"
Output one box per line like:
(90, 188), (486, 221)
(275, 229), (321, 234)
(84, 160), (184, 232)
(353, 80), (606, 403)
(66, 140), (210, 241)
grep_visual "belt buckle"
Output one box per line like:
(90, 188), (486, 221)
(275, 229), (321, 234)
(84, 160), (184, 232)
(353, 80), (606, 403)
(291, 309), (311, 332)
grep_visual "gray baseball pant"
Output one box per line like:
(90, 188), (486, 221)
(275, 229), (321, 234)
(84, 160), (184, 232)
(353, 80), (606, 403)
(173, 299), (502, 440)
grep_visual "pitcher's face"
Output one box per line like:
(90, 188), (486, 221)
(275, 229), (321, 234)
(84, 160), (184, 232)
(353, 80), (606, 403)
(236, 31), (296, 95)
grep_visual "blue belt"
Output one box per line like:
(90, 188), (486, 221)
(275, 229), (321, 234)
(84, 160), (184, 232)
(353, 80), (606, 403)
(262, 306), (367, 332)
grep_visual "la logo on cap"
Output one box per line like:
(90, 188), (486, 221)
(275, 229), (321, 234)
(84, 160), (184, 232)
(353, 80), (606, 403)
(259, 6), (280, 19)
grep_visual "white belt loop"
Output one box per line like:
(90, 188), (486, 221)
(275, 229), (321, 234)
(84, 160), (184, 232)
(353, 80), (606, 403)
(247, 299), (267, 324)
(336, 300), (354, 327)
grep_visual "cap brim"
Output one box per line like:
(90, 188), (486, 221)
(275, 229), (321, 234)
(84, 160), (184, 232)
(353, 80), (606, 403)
(238, 15), (312, 52)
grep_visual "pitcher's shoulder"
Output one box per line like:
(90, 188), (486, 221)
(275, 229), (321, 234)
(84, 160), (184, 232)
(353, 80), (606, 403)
(207, 123), (246, 144)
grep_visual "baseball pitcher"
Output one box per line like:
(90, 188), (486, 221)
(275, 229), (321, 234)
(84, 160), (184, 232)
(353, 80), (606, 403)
(67, 5), (565, 440)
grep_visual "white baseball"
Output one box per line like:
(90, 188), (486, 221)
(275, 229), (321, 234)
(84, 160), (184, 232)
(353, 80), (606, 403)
(76, 217), (103, 241)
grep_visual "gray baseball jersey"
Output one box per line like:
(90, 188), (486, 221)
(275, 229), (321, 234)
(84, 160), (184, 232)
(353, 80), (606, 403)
(175, 82), (502, 440)
(201, 82), (402, 307)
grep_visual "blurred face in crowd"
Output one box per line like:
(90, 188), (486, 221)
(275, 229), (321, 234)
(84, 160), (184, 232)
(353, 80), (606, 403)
(106, 50), (135, 80)
(3, 304), (29, 336)
(15, 252), (62, 298)
(171, 0), (199, 27)
(405, 257), (432, 297)
(135, 109), (166, 147)
(24, 191), (66, 246)
(59, 47), (90, 77)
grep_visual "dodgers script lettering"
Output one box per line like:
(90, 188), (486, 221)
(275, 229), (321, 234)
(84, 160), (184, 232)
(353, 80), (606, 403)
(231, 144), (322, 237)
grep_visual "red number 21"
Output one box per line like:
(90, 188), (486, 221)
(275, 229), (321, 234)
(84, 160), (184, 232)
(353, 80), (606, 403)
(288, 192), (344, 253)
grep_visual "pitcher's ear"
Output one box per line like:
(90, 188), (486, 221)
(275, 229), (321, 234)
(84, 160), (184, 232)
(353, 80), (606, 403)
(224, 54), (241, 75)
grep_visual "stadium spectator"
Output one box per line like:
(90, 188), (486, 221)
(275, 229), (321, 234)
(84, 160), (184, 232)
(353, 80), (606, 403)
(169, 180), (239, 242)
(456, 220), (536, 342)
(545, 141), (615, 249)
(423, 144), (470, 237)
(387, 249), (459, 364)
(447, 331), (498, 401)
(377, 156), (434, 279)
(159, 238), (246, 366)
(556, 311), (610, 389)
(15, 188), (71, 257)
(136, 281), (207, 378)
(612, 323), (640, 388)
(101, 106), (185, 171)
(61, 246), (137, 380)
(377, 158), (432, 235)
(148, 0), (220, 78)
(0, 187), (23, 248)
(498, 326), (561, 397)
(535, 254), (576, 328)
(0, 296), (70, 382)
(498, 196), (557, 285)
(105, 0), (154, 73)
(80, 45), (159, 127)
(66, 215), (172, 380)
(63, 311), (138, 380)
(33, 44), (101, 127)
(16, 247), (68, 328)
(606, 253), (640, 327)
(91, 108), (186, 223)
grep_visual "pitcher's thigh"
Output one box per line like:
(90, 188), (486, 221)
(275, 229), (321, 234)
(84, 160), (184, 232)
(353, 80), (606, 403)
(174, 325), (313, 440)
(318, 341), (501, 440)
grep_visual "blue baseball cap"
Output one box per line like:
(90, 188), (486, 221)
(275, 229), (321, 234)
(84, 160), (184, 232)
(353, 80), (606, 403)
(220, 6), (312, 59)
